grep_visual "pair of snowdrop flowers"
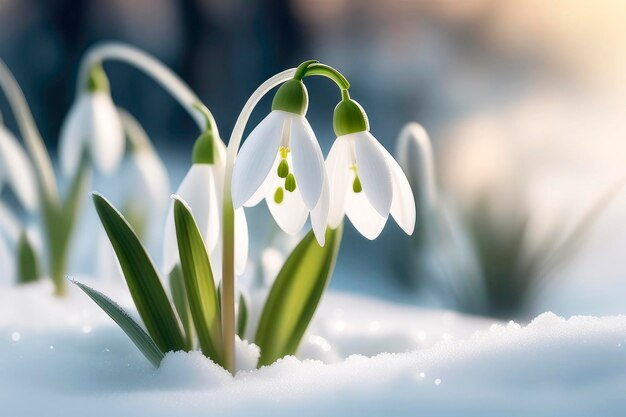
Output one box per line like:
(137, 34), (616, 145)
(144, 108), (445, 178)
(231, 76), (416, 244)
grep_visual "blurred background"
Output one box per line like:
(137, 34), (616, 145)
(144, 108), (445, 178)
(2, 0), (626, 320)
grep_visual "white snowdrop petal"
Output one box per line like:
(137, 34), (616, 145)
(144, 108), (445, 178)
(162, 165), (218, 273)
(59, 94), (89, 178)
(310, 172), (329, 246)
(209, 240), (223, 285)
(267, 162), (308, 235)
(325, 137), (352, 228)
(376, 141), (416, 235)
(234, 207), (249, 275)
(161, 204), (178, 274)
(345, 179), (388, 240)
(231, 111), (285, 208)
(353, 131), (393, 218)
(242, 154), (278, 208)
(0, 127), (38, 210)
(89, 93), (125, 175)
(290, 116), (324, 210)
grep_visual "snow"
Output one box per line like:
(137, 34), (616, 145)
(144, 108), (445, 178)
(1, 281), (625, 416)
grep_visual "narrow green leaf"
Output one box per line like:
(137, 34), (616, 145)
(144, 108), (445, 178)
(16, 231), (39, 283)
(169, 264), (194, 348)
(237, 293), (248, 339)
(62, 153), (90, 225)
(73, 280), (165, 367)
(255, 225), (343, 367)
(173, 197), (223, 365)
(93, 193), (187, 352)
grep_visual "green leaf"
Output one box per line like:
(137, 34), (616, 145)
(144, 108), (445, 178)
(173, 197), (223, 365)
(255, 225), (343, 367)
(169, 264), (194, 349)
(16, 231), (40, 284)
(93, 193), (187, 352)
(237, 293), (248, 339)
(73, 280), (165, 367)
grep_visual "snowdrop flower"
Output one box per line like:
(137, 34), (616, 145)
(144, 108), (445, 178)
(0, 123), (37, 210)
(163, 127), (249, 280)
(59, 63), (124, 177)
(326, 94), (415, 239)
(231, 78), (329, 245)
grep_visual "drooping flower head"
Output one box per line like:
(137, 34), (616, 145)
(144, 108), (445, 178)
(59, 63), (125, 177)
(163, 112), (248, 281)
(231, 74), (328, 245)
(327, 92), (416, 239)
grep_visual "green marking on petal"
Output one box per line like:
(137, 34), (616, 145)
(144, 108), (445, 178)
(352, 176), (362, 193)
(274, 187), (284, 204)
(277, 159), (289, 178)
(285, 173), (296, 192)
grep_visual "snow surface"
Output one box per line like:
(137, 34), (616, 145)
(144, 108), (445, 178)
(1, 281), (626, 416)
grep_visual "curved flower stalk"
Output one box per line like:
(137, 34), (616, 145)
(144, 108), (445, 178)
(59, 63), (124, 177)
(326, 92), (416, 239)
(0, 59), (89, 295)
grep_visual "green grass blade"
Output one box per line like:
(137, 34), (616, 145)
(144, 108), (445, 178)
(173, 197), (223, 364)
(255, 224), (343, 367)
(73, 280), (165, 367)
(237, 293), (248, 339)
(93, 193), (187, 352)
(16, 231), (40, 283)
(169, 264), (194, 348)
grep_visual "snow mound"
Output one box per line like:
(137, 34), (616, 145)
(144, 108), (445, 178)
(1, 282), (625, 416)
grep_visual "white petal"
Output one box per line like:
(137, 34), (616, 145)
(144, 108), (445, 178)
(345, 175), (388, 240)
(231, 111), (285, 208)
(162, 165), (219, 273)
(0, 127), (38, 210)
(266, 163), (308, 235)
(242, 154), (277, 208)
(374, 141), (416, 235)
(325, 137), (352, 228)
(89, 92), (125, 175)
(310, 171), (329, 246)
(353, 131), (393, 218)
(234, 207), (249, 275)
(59, 94), (89, 178)
(209, 239), (223, 285)
(290, 115), (324, 210)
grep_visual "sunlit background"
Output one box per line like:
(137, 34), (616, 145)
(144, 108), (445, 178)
(2, 0), (626, 320)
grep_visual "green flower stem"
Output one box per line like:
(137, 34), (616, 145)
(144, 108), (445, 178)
(298, 63), (351, 91)
(0, 60), (59, 205)
(76, 42), (218, 136)
(222, 68), (296, 374)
